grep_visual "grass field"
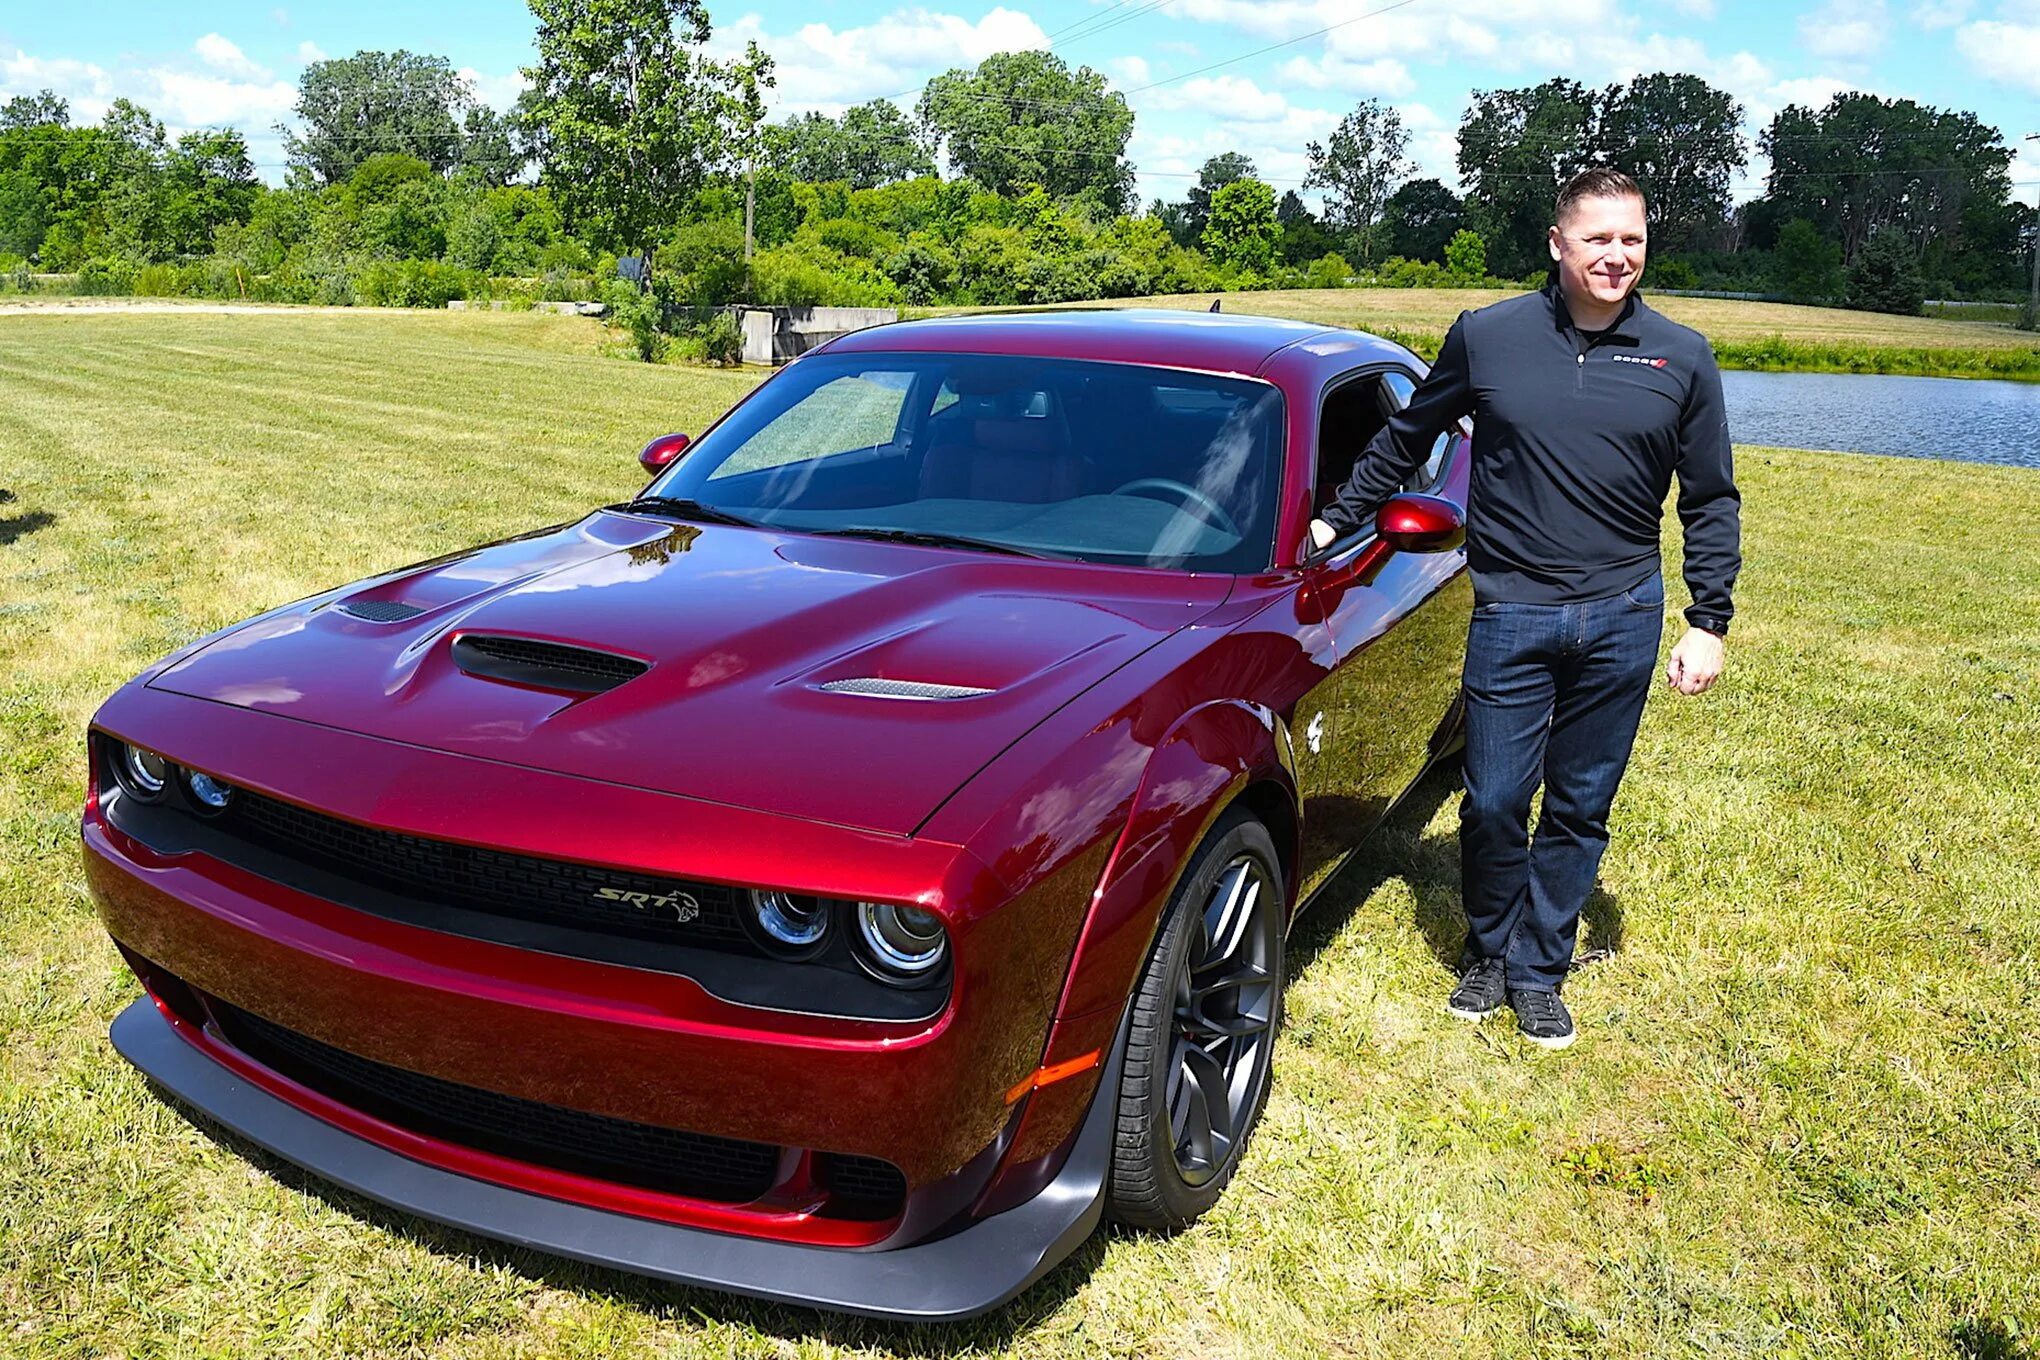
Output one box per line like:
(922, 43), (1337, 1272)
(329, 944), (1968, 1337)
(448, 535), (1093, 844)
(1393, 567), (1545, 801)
(3, 309), (2038, 1359)
(921, 288), (2040, 380)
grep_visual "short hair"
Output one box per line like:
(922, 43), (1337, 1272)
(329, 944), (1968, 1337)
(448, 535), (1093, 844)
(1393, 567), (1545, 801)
(1556, 167), (1644, 225)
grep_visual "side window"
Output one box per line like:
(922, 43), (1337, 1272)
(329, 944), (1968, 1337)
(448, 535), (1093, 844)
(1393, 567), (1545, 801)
(708, 372), (912, 481)
(1377, 371), (1445, 493)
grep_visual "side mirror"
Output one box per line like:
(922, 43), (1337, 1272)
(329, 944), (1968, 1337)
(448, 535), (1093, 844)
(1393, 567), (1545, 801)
(1376, 492), (1465, 555)
(638, 432), (691, 475)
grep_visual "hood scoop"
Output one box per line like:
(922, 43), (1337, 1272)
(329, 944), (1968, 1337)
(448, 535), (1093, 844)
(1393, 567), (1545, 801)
(452, 635), (649, 695)
(815, 677), (993, 701)
(338, 599), (427, 623)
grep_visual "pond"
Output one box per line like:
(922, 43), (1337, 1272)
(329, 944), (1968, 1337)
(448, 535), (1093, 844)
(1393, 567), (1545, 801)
(1722, 369), (2040, 469)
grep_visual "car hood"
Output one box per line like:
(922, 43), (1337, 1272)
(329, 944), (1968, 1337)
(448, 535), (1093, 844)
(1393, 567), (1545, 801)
(151, 511), (1233, 836)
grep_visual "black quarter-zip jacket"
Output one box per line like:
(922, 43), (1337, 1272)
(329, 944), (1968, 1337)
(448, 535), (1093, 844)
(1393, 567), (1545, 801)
(1321, 284), (1741, 634)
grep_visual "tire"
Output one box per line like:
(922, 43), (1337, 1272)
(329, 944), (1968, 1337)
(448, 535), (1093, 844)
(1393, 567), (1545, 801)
(1108, 806), (1287, 1230)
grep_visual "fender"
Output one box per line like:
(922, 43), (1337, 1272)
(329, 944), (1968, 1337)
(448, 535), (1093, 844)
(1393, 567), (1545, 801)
(972, 699), (1298, 1210)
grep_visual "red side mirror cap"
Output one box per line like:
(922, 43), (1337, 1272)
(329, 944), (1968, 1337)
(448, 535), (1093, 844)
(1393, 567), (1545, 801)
(638, 432), (691, 475)
(1376, 493), (1465, 555)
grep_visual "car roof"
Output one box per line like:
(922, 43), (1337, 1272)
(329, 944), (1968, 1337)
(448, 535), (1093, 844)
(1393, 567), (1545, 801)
(820, 307), (1413, 378)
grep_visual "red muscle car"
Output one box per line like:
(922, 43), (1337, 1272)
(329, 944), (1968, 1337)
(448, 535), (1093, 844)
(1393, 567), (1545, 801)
(83, 308), (1472, 1319)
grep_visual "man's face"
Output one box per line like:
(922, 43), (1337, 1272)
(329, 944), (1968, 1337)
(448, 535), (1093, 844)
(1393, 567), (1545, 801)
(1548, 193), (1648, 307)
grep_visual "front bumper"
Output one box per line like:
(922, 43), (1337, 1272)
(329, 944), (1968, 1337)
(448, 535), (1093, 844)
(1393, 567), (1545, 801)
(113, 993), (1118, 1321)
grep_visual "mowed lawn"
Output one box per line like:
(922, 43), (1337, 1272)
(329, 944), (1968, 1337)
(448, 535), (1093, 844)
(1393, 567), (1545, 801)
(3, 310), (2037, 1359)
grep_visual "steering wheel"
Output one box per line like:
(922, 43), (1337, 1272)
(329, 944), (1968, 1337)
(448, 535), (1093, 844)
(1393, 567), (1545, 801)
(1111, 477), (1243, 539)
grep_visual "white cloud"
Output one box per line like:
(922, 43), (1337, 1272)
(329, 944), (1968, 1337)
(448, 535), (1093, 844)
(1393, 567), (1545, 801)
(296, 40), (327, 65)
(1954, 19), (2040, 92)
(712, 6), (1051, 113)
(143, 70), (297, 126)
(195, 34), (270, 82)
(1910, 0), (1973, 25)
(1798, 0), (1890, 59)
(0, 48), (115, 120)
(1277, 52), (1416, 96)
(458, 66), (527, 111)
(1108, 54), (1151, 85)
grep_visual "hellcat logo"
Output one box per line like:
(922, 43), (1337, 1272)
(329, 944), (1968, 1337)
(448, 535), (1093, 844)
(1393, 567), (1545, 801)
(592, 886), (702, 923)
(1613, 354), (1670, 368)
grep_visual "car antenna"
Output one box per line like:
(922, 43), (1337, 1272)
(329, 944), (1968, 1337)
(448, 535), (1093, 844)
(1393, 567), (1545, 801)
(1209, 298), (1222, 312)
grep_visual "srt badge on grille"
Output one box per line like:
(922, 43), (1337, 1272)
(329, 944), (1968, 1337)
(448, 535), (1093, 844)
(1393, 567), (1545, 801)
(592, 886), (702, 923)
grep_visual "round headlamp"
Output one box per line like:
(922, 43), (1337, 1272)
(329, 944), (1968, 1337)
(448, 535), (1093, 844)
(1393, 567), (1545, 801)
(113, 743), (171, 802)
(745, 889), (833, 959)
(854, 903), (948, 984)
(186, 769), (234, 812)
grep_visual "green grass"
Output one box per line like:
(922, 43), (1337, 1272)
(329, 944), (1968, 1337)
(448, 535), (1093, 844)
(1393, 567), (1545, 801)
(3, 309), (2038, 1358)
(921, 288), (2040, 380)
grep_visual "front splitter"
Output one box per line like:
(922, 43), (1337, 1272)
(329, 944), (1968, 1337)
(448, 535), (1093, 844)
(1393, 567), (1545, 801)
(110, 997), (1116, 1321)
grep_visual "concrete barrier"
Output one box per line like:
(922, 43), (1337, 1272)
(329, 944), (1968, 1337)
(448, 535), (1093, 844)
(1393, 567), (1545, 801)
(447, 300), (607, 315)
(732, 306), (898, 364)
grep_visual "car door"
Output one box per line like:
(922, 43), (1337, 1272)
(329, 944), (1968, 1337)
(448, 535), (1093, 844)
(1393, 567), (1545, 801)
(1291, 365), (1472, 878)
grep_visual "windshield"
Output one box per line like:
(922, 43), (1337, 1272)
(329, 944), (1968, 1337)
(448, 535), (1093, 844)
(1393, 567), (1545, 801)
(648, 352), (1286, 572)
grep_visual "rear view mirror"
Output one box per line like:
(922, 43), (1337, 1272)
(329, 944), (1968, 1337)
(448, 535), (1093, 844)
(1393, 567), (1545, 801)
(638, 433), (691, 475)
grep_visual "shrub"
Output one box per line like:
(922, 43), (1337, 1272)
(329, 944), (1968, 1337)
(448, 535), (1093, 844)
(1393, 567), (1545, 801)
(1845, 227), (1925, 316)
(1645, 257), (1699, 290)
(1444, 229), (1487, 282)
(352, 259), (482, 308)
(1304, 253), (1353, 289)
(75, 258), (138, 296)
(1772, 219), (1845, 306)
(677, 310), (744, 366)
(603, 279), (667, 362)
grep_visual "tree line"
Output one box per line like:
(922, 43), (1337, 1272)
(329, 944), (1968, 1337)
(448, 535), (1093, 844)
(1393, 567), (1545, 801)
(1, 0), (2031, 334)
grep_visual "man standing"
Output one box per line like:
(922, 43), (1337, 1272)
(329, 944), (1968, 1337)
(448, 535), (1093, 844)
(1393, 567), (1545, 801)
(1310, 167), (1741, 1049)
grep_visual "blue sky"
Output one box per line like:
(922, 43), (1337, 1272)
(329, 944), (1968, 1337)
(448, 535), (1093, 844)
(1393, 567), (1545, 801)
(6, 0), (2036, 209)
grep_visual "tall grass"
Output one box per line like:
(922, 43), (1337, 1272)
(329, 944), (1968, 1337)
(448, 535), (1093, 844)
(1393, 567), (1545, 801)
(1, 310), (2036, 1358)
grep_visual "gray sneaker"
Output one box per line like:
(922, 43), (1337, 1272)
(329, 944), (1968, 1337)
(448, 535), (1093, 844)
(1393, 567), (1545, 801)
(1510, 988), (1576, 1049)
(1446, 957), (1507, 1019)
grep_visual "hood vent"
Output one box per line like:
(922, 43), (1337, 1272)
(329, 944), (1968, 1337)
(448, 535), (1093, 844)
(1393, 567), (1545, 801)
(338, 599), (426, 623)
(453, 635), (649, 694)
(816, 677), (993, 701)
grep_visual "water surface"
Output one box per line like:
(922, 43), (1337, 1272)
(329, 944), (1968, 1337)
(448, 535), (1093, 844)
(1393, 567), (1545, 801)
(1722, 369), (2039, 469)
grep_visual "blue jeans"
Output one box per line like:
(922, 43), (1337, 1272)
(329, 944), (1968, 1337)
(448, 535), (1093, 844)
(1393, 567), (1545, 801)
(1459, 573), (1665, 992)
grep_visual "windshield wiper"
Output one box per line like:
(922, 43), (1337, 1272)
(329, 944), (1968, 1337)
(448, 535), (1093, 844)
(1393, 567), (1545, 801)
(612, 496), (761, 529)
(803, 527), (1047, 558)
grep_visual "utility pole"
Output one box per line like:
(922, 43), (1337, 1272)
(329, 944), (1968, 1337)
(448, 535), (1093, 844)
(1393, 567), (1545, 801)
(2026, 135), (2039, 330)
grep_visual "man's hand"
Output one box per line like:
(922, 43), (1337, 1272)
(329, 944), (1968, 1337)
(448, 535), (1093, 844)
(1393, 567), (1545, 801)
(1308, 518), (1336, 551)
(1665, 627), (1725, 695)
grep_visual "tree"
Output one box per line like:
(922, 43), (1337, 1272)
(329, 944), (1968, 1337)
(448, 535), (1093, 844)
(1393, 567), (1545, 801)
(1379, 177), (1464, 262)
(1845, 225), (1925, 315)
(162, 129), (260, 257)
(1593, 73), (1743, 252)
(1304, 99), (1413, 263)
(455, 105), (527, 186)
(1770, 218), (1844, 304)
(1, 90), (68, 131)
(764, 101), (931, 188)
(1200, 177), (1279, 272)
(523, 0), (737, 276)
(916, 51), (1135, 212)
(1456, 78), (1595, 277)
(1275, 190), (1340, 266)
(1444, 228), (1486, 281)
(286, 51), (474, 184)
(1184, 152), (1256, 240)
(1760, 93), (2013, 265)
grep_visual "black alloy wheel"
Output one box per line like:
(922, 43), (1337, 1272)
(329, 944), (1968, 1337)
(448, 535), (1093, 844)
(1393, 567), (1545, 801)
(1108, 807), (1286, 1229)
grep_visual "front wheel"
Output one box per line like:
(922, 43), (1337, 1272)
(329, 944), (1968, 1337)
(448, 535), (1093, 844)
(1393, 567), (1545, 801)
(1108, 808), (1286, 1230)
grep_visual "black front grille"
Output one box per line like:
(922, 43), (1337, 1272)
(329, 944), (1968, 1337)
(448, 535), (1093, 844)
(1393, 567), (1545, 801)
(225, 789), (752, 949)
(453, 635), (648, 693)
(823, 1154), (910, 1216)
(211, 999), (782, 1203)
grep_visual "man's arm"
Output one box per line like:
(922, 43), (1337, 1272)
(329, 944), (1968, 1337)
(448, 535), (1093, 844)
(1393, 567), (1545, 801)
(1316, 315), (1477, 543)
(1663, 347), (1741, 696)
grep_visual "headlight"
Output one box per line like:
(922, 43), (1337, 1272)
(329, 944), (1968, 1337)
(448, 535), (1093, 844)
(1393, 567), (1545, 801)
(112, 742), (171, 802)
(744, 889), (833, 959)
(854, 903), (948, 984)
(186, 769), (234, 812)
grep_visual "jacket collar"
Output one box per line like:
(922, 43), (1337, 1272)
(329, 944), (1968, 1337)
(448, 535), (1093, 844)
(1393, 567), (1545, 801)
(1543, 282), (1644, 343)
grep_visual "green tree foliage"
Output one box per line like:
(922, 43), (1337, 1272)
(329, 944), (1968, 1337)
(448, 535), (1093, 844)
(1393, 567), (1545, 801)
(1201, 178), (1279, 272)
(1456, 78), (1596, 276)
(454, 105), (528, 186)
(1592, 73), (1743, 252)
(162, 130), (261, 257)
(1771, 218), (1845, 304)
(1845, 225), (1926, 315)
(287, 51), (475, 183)
(1275, 190), (1340, 265)
(765, 101), (933, 188)
(2, 90), (68, 131)
(1762, 93), (2013, 269)
(916, 51), (1135, 213)
(1183, 152), (1256, 241)
(523, 0), (738, 272)
(1444, 228), (1486, 281)
(1379, 178), (1464, 262)
(1305, 99), (1413, 263)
